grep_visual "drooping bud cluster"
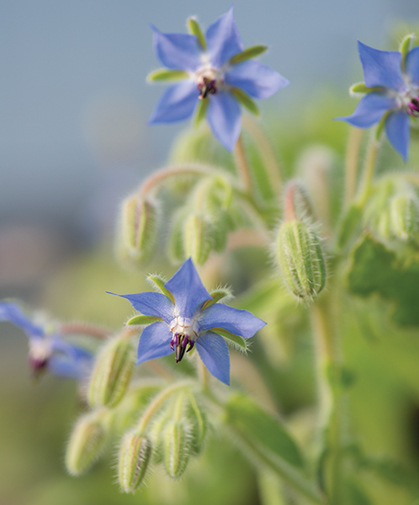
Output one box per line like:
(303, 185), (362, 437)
(364, 178), (419, 244)
(274, 181), (327, 301)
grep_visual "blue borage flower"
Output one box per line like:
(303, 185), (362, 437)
(336, 39), (419, 161)
(109, 258), (266, 385)
(0, 301), (93, 379)
(147, 7), (289, 152)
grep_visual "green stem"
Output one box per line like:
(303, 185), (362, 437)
(344, 127), (364, 206)
(357, 133), (380, 205)
(311, 294), (346, 505)
(139, 164), (209, 196)
(136, 382), (189, 434)
(233, 134), (253, 193)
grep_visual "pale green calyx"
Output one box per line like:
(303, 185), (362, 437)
(275, 220), (327, 301)
(118, 431), (152, 493)
(390, 194), (419, 241)
(65, 410), (109, 476)
(87, 334), (135, 408)
(163, 420), (191, 479)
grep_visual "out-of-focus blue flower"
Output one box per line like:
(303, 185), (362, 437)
(0, 301), (93, 379)
(148, 7), (289, 152)
(337, 40), (419, 161)
(109, 258), (266, 385)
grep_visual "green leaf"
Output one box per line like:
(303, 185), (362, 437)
(187, 17), (206, 50)
(229, 45), (267, 64)
(147, 274), (175, 304)
(225, 394), (305, 468)
(127, 315), (163, 325)
(147, 69), (189, 82)
(194, 98), (209, 128)
(211, 327), (247, 350)
(231, 88), (260, 116)
(347, 232), (419, 326)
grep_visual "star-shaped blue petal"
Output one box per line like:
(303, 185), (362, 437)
(0, 301), (93, 379)
(336, 40), (419, 161)
(147, 8), (289, 152)
(110, 258), (266, 385)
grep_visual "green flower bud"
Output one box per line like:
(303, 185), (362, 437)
(275, 220), (327, 301)
(183, 213), (213, 266)
(167, 207), (188, 264)
(186, 397), (207, 455)
(117, 194), (159, 265)
(88, 334), (135, 408)
(65, 410), (108, 476)
(118, 431), (152, 493)
(148, 410), (172, 464)
(390, 194), (419, 241)
(163, 420), (191, 479)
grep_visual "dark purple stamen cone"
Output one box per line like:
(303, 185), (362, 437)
(198, 78), (217, 100)
(29, 356), (48, 377)
(408, 97), (419, 117)
(175, 335), (189, 363)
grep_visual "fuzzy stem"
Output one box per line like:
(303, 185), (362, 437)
(136, 382), (189, 435)
(243, 115), (283, 193)
(344, 127), (364, 206)
(59, 323), (111, 339)
(357, 133), (380, 205)
(139, 164), (209, 196)
(284, 183), (298, 221)
(233, 134), (253, 193)
(311, 293), (345, 505)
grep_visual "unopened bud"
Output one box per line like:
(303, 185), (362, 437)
(187, 403), (207, 455)
(118, 432), (152, 493)
(88, 335), (135, 408)
(183, 214), (213, 266)
(275, 220), (327, 301)
(163, 420), (191, 479)
(65, 410), (108, 475)
(118, 194), (159, 265)
(390, 194), (419, 241)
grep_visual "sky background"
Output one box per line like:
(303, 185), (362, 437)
(0, 0), (418, 226)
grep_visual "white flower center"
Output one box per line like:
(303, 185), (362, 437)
(169, 315), (200, 363)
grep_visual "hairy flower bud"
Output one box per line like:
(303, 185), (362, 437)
(275, 220), (327, 301)
(117, 194), (159, 265)
(88, 334), (135, 408)
(163, 420), (191, 479)
(183, 213), (213, 266)
(118, 431), (152, 493)
(390, 194), (419, 241)
(65, 410), (108, 476)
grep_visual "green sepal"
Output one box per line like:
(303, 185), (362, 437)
(375, 110), (390, 141)
(229, 45), (267, 65)
(211, 327), (247, 350)
(399, 33), (415, 69)
(231, 87), (260, 116)
(194, 98), (209, 128)
(147, 274), (175, 305)
(147, 69), (190, 82)
(187, 17), (206, 50)
(350, 82), (384, 94)
(127, 315), (163, 326)
(202, 288), (232, 310)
